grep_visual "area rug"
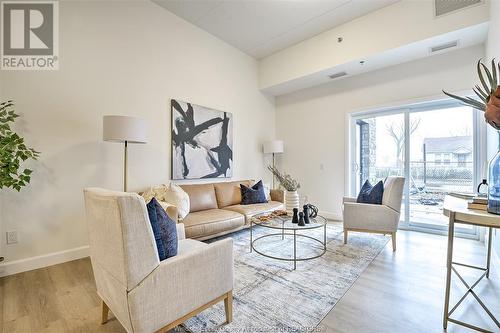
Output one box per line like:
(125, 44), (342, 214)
(182, 222), (389, 333)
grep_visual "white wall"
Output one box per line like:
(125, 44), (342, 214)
(486, 0), (500, 257)
(275, 45), (484, 219)
(259, 0), (489, 91)
(0, 0), (275, 274)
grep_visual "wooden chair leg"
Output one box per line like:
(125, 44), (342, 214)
(224, 291), (233, 324)
(392, 232), (396, 252)
(101, 301), (109, 325)
(343, 229), (348, 244)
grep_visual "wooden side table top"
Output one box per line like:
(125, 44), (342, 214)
(443, 195), (500, 228)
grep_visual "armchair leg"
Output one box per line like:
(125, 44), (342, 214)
(343, 229), (348, 244)
(101, 301), (109, 325)
(224, 291), (233, 324)
(392, 232), (396, 252)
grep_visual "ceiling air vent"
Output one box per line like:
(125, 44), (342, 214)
(328, 71), (347, 80)
(430, 40), (459, 54)
(434, 0), (482, 17)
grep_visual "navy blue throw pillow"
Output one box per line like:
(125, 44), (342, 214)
(240, 180), (268, 205)
(356, 180), (384, 205)
(146, 197), (178, 260)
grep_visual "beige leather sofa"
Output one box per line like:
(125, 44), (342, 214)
(179, 180), (284, 240)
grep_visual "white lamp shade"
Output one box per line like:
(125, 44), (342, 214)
(263, 140), (284, 154)
(103, 115), (148, 143)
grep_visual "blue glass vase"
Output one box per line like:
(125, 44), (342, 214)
(488, 131), (500, 214)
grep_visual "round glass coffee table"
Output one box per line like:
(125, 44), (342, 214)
(249, 212), (327, 270)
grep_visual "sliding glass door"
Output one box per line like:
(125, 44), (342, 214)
(349, 101), (483, 238)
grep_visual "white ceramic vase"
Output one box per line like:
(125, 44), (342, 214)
(285, 190), (300, 216)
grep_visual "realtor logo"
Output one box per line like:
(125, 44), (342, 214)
(1, 1), (59, 70)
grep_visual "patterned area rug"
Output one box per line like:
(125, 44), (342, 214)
(182, 221), (389, 333)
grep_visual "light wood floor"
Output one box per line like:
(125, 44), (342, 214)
(320, 228), (499, 333)
(0, 229), (498, 332)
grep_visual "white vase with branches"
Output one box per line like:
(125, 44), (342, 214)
(268, 166), (301, 215)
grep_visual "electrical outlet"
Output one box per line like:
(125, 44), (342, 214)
(6, 231), (18, 244)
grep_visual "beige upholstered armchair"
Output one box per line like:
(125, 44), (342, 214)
(342, 176), (405, 251)
(84, 188), (234, 333)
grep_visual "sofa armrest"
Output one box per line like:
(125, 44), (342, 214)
(270, 189), (285, 203)
(127, 238), (233, 332)
(343, 202), (400, 232)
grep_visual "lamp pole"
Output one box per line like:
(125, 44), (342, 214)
(272, 152), (276, 189)
(124, 140), (128, 192)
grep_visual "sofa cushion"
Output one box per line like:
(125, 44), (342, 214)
(182, 209), (245, 239)
(214, 180), (251, 208)
(179, 183), (218, 213)
(223, 201), (284, 222)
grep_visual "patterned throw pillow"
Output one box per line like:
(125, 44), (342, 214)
(240, 180), (268, 205)
(356, 180), (384, 204)
(146, 197), (178, 260)
(142, 183), (190, 219)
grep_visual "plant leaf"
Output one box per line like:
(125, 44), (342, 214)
(492, 58), (498, 90)
(473, 88), (487, 103)
(475, 85), (489, 100)
(481, 62), (494, 93)
(443, 90), (485, 111)
(478, 60), (491, 93)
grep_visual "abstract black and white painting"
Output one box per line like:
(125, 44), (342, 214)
(171, 99), (233, 180)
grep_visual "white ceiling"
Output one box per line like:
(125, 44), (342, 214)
(153, 0), (400, 59)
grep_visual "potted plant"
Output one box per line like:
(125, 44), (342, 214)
(268, 165), (300, 215)
(443, 59), (500, 214)
(0, 100), (40, 262)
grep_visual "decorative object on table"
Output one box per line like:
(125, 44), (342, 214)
(467, 194), (488, 210)
(356, 180), (384, 204)
(477, 179), (488, 197)
(171, 99), (233, 180)
(240, 180), (268, 205)
(443, 59), (500, 214)
(488, 132), (500, 214)
(291, 208), (299, 224)
(306, 203), (319, 218)
(268, 165), (300, 215)
(263, 140), (284, 189)
(298, 212), (305, 226)
(103, 115), (148, 192)
(0, 100), (40, 191)
(303, 205), (310, 224)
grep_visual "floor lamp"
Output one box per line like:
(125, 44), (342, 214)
(103, 115), (148, 192)
(263, 140), (284, 189)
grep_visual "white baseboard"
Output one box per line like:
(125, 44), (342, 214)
(320, 210), (342, 221)
(0, 245), (90, 277)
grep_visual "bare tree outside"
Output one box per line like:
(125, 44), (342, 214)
(385, 118), (421, 167)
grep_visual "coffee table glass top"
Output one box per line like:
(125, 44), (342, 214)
(251, 212), (326, 230)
